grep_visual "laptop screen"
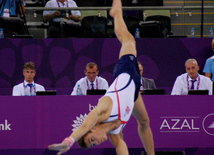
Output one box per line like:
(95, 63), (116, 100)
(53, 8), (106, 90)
(188, 90), (208, 95)
(36, 90), (57, 96)
(141, 89), (165, 95)
(87, 89), (106, 95)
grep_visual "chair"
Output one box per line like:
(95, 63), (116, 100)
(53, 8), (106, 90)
(143, 10), (172, 37)
(60, 21), (82, 38)
(0, 17), (31, 38)
(122, 15), (140, 37)
(145, 15), (172, 37)
(140, 21), (162, 38)
(81, 16), (108, 38)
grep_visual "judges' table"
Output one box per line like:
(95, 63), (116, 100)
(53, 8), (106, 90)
(0, 95), (213, 154)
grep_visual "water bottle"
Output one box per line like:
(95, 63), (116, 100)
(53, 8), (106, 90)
(31, 85), (36, 96)
(0, 28), (4, 39)
(190, 27), (195, 38)
(77, 84), (82, 95)
(24, 85), (29, 96)
(209, 27), (213, 38)
(135, 28), (140, 38)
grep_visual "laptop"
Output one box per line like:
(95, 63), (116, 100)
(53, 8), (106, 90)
(36, 90), (57, 96)
(87, 89), (106, 95)
(188, 90), (209, 95)
(141, 89), (165, 95)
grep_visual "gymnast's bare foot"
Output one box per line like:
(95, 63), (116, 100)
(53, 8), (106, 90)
(109, 0), (122, 18)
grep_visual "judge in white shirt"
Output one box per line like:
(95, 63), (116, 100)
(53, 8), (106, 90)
(71, 62), (109, 95)
(12, 61), (45, 96)
(171, 58), (213, 95)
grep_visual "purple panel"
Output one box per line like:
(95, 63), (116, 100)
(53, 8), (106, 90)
(55, 76), (71, 87)
(49, 47), (71, 77)
(22, 44), (43, 68)
(0, 38), (213, 96)
(0, 48), (16, 78)
(137, 55), (159, 79)
(9, 39), (21, 47)
(74, 56), (94, 82)
(36, 78), (51, 88)
(15, 79), (24, 85)
(0, 96), (214, 150)
(43, 38), (53, 47)
(0, 79), (11, 87)
(99, 71), (114, 85)
(72, 38), (94, 53)
(101, 38), (120, 67)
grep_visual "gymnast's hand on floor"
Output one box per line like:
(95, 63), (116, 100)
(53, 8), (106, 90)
(48, 137), (74, 155)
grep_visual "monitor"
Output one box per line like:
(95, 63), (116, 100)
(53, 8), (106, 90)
(36, 90), (57, 96)
(141, 89), (165, 95)
(87, 89), (106, 95)
(188, 90), (209, 95)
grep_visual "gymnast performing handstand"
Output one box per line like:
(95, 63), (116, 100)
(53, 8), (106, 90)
(48, 0), (155, 154)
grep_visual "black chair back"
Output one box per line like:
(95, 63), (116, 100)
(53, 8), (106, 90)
(0, 17), (29, 38)
(145, 15), (171, 37)
(140, 21), (162, 38)
(81, 16), (108, 38)
(122, 15), (140, 37)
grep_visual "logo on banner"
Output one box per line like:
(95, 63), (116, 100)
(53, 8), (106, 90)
(202, 113), (214, 136)
(71, 113), (87, 131)
(0, 120), (11, 131)
(160, 116), (200, 132)
(71, 104), (96, 131)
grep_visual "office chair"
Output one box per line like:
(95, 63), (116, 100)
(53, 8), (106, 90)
(81, 16), (108, 38)
(145, 15), (172, 37)
(140, 21), (162, 38)
(0, 17), (31, 38)
(122, 15), (140, 37)
(60, 21), (82, 38)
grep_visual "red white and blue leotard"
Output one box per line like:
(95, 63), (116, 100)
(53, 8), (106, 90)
(103, 54), (141, 134)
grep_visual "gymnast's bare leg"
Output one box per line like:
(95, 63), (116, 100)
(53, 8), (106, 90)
(110, 0), (155, 154)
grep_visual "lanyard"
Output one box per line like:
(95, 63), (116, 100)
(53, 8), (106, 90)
(86, 77), (98, 90)
(187, 74), (200, 90)
(56, 0), (68, 7)
(23, 81), (36, 92)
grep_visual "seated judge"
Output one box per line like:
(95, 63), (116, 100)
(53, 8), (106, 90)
(71, 62), (109, 95)
(12, 61), (45, 96)
(137, 61), (157, 92)
(203, 38), (214, 82)
(43, 0), (81, 38)
(171, 58), (213, 95)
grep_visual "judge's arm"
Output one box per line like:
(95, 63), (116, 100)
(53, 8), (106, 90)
(205, 73), (212, 79)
